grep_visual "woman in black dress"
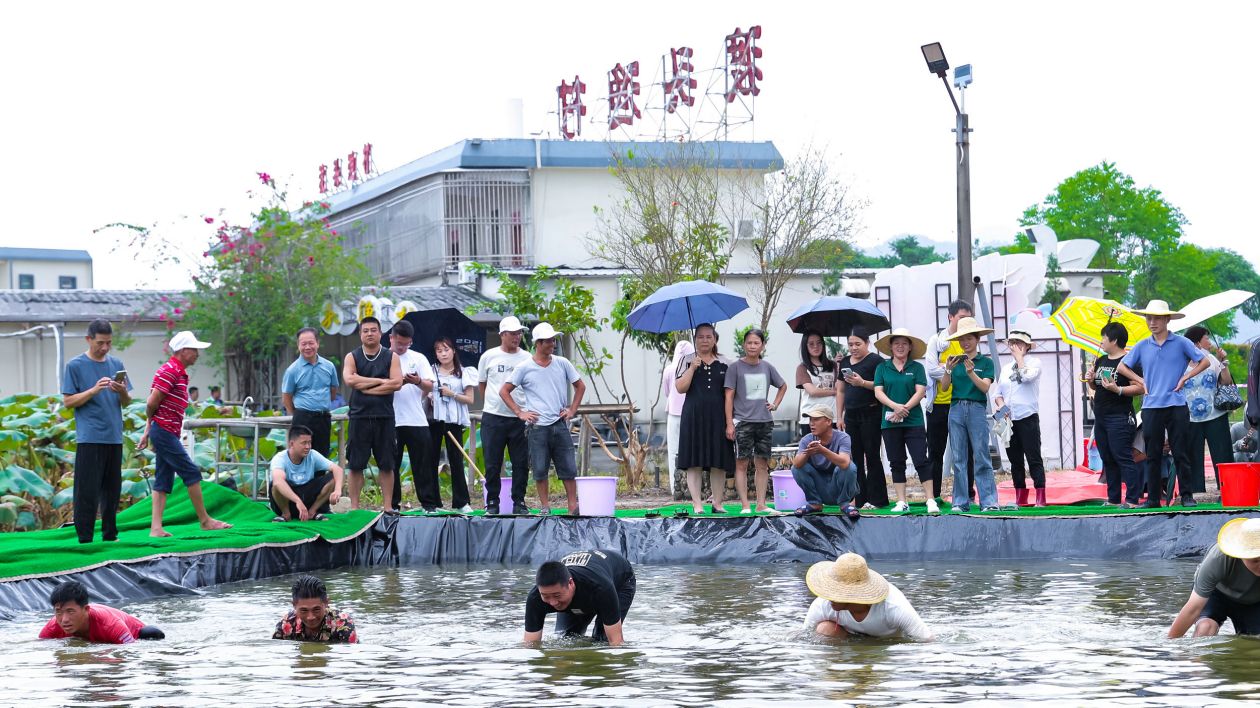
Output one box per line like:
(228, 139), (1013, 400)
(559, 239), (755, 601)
(676, 323), (736, 514)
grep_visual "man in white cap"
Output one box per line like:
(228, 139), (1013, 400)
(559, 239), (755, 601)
(1117, 300), (1210, 508)
(137, 331), (232, 537)
(502, 322), (586, 515)
(478, 316), (533, 514)
(1169, 518), (1260, 637)
(803, 552), (933, 640)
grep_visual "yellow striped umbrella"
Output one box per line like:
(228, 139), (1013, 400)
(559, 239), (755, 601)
(1050, 296), (1151, 354)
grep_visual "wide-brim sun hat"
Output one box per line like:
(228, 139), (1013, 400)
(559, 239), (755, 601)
(1132, 299), (1185, 320)
(532, 322), (561, 340)
(1007, 330), (1036, 348)
(874, 328), (927, 360)
(945, 316), (995, 341)
(806, 552), (890, 604)
(1218, 518), (1260, 559)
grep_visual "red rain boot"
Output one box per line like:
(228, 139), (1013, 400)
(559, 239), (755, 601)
(1035, 488), (1047, 507)
(1015, 488), (1029, 507)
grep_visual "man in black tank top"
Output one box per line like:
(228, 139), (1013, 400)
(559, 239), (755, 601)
(341, 317), (403, 511)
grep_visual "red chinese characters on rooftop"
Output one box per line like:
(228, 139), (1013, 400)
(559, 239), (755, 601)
(607, 61), (641, 130)
(557, 76), (587, 141)
(665, 47), (697, 114)
(724, 25), (763, 103)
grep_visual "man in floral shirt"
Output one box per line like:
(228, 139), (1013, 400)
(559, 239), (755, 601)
(272, 575), (357, 644)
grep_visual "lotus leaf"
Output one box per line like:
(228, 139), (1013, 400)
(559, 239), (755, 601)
(16, 511), (36, 529)
(52, 487), (75, 509)
(39, 446), (77, 465)
(0, 502), (17, 526)
(0, 464), (56, 499)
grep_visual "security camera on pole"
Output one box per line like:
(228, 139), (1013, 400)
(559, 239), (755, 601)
(921, 43), (974, 303)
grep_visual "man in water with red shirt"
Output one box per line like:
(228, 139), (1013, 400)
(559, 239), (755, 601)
(39, 580), (164, 644)
(137, 331), (232, 537)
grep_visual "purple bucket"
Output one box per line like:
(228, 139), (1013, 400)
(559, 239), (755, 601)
(575, 476), (618, 516)
(482, 476), (515, 510)
(771, 470), (805, 511)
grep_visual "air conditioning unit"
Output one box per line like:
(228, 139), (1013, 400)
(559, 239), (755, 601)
(457, 261), (477, 285)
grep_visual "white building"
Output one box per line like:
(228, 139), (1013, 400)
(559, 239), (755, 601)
(0, 247), (93, 291)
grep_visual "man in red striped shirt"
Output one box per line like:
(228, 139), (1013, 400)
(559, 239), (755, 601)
(137, 331), (232, 537)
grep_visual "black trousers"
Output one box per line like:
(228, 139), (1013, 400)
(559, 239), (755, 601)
(1007, 414), (1047, 489)
(1188, 415), (1233, 491)
(1142, 405), (1193, 501)
(394, 425), (434, 510)
(882, 425), (929, 485)
(927, 403), (973, 500)
(429, 420), (471, 508)
(845, 407), (888, 507)
(481, 412), (530, 507)
(291, 409), (332, 458)
(73, 443), (122, 543)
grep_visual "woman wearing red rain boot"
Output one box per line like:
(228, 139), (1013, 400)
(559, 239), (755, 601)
(994, 331), (1047, 507)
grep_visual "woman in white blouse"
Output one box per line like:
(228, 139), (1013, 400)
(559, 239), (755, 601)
(993, 330), (1045, 507)
(429, 337), (479, 513)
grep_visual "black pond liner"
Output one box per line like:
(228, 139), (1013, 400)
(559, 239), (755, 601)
(2, 510), (1248, 615)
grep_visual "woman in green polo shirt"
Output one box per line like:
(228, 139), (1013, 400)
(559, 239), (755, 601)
(941, 317), (999, 512)
(873, 329), (934, 515)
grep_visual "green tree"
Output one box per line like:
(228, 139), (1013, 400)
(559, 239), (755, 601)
(880, 235), (949, 267)
(1209, 249), (1260, 321)
(1020, 161), (1187, 301)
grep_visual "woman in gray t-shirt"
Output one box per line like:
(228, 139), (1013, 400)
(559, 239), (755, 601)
(724, 328), (787, 514)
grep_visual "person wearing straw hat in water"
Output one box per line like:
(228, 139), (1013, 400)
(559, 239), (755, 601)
(872, 328), (934, 514)
(1168, 518), (1260, 637)
(941, 317), (999, 512)
(803, 552), (933, 640)
(994, 330), (1047, 508)
(1116, 300), (1210, 508)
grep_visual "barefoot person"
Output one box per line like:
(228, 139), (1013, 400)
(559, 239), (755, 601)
(137, 331), (231, 537)
(40, 580), (164, 644)
(1169, 518), (1260, 638)
(272, 575), (358, 643)
(270, 425), (344, 522)
(803, 552), (933, 641)
(523, 549), (636, 646)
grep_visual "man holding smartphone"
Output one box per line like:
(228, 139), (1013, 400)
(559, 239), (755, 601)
(61, 319), (132, 544)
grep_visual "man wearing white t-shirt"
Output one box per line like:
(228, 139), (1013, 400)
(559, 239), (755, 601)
(478, 316), (533, 515)
(802, 552), (933, 641)
(388, 320), (437, 512)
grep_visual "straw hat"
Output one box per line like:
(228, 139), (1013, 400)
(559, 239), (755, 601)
(874, 328), (927, 359)
(805, 552), (890, 604)
(945, 316), (994, 341)
(1218, 518), (1260, 559)
(1132, 299), (1185, 320)
(1006, 330), (1036, 348)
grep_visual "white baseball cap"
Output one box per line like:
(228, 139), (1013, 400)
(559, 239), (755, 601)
(169, 331), (211, 351)
(498, 315), (526, 333)
(532, 322), (560, 340)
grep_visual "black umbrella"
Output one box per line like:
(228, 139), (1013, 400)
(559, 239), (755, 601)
(785, 296), (891, 337)
(399, 308), (486, 368)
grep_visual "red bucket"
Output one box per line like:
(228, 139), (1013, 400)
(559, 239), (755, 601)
(1219, 463), (1260, 507)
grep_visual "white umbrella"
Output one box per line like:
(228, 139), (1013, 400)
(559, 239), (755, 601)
(1173, 290), (1255, 331)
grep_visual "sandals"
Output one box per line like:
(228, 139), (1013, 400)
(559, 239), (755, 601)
(841, 503), (861, 520)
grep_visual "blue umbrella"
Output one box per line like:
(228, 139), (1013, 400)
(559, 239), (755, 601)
(786, 296), (890, 337)
(626, 280), (749, 334)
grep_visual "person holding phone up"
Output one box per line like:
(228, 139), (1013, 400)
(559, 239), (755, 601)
(1085, 322), (1145, 507)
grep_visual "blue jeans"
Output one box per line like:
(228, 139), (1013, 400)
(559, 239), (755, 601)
(1094, 413), (1140, 504)
(527, 420), (577, 482)
(150, 424), (203, 493)
(948, 400), (997, 508)
(792, 461), (858, 506)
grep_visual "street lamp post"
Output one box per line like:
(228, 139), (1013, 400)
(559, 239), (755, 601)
(921, 42), (974, 303)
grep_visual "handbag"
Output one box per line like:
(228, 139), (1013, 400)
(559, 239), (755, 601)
(1215, 383), (1244, 412)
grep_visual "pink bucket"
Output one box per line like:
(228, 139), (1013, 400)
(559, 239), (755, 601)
(575, 476), (618, 516)
(771, 470), (806, 511)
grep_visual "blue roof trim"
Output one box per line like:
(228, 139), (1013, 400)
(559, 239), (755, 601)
(325, 139), (782, 215)
(0, 247), (92, 262)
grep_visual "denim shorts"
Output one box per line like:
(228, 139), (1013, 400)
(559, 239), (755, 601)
(150, 424), (204, 493)
(527, 420), (577, 481)
(735, 421), (774, 461)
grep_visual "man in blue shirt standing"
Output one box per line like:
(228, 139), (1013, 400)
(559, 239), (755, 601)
(1118, 300), (1210, 508)
(61, 319), (132, 544)
(270, 425), (344, 521)
(282, 327), (340, 458)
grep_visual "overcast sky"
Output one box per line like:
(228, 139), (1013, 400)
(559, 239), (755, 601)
(5, 1), (1257, 291)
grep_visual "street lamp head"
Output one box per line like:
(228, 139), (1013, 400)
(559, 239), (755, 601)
(921, 42), (949, 78)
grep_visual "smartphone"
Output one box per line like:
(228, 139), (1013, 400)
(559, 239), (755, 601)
(841, 367), (854, 378)
(113, 370), (127, 383)
(1100, 369), (1114, 382)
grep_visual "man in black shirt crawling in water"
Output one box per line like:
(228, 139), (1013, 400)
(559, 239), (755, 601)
(523, 549), (636, 646)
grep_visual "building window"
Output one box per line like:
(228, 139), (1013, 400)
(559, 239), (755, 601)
(874, 286), (892, 329)
(935, 283), (953, 331)
(18, 274), (34, 289)
(59, 275), (77, 290)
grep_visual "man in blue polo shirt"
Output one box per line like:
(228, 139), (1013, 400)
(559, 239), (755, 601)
(1118, 300), (1210, 508)
(282, 327), (340, 458)
(270, 425), (344, 521)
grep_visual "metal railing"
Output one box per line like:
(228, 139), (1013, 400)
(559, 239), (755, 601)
(183, 414), (348, 500)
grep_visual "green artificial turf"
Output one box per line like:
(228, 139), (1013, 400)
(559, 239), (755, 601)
(0, 481), (379, 582)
